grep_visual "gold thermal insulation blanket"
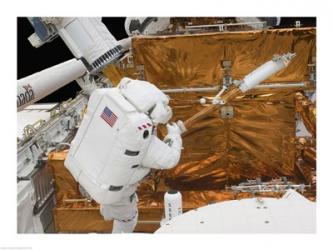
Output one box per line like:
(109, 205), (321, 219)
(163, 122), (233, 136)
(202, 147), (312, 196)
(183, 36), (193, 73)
(131, 28), (316, 87)
(49, 28), (316, 233)
(295, 92), (316, 137)
(48, 152), (289, 233)
(161, 90), (297, 190)
(47, 153), (112, 233)
(126, 28), (316, 190)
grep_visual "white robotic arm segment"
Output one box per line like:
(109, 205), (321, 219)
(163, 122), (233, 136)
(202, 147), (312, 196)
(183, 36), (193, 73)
(28, 17), (123, 74)
(118, 37), (132, 52)
(17, 59), (86, 111)
(142, 132), (182, 170)
(239, 53), (296, 92)
(56, 17), (123, 73)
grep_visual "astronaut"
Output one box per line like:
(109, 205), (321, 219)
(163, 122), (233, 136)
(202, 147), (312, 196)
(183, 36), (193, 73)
(65, 77), (183, 233)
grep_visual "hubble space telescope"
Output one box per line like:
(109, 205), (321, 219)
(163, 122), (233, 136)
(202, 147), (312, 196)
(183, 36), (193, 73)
(17, 17), (316, 233)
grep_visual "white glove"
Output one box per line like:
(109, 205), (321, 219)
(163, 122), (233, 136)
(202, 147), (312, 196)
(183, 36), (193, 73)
(164, 122), (182, 148)
(166, 122), (181, 136)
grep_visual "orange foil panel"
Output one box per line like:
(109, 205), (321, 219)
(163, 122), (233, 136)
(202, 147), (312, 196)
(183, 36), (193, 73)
(131, 28), (316, 88)
(49, 28), (316, 233)
(296, 92), (316, 137)
(163, 91), (296, 190)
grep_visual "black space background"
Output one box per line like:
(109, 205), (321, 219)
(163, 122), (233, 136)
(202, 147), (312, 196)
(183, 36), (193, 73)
(17, 17), (316, 103)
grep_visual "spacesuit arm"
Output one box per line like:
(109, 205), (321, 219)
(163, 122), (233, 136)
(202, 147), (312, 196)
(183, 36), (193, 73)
(142, 129), (182, 170)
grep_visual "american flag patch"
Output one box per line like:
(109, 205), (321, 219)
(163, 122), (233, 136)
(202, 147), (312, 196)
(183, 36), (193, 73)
(100, 106), (118, 127)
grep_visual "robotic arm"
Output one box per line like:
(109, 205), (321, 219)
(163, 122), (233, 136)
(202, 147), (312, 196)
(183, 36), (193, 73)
(141, 52), (296, 169)
(18, 17), (126, 111)
(28, 17), (123, 74)
(180, 53), (296, 131)
(141, 53), (296, 170)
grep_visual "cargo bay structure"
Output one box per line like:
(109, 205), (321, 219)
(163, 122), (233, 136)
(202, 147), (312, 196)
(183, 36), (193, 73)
(17, 19), (316, 233)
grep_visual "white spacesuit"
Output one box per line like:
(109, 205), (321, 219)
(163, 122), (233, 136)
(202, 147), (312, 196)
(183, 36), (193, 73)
(65, 77), (182, 233)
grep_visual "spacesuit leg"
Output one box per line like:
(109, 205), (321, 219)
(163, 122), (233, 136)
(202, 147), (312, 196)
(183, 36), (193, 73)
(100, 192), (138, 233)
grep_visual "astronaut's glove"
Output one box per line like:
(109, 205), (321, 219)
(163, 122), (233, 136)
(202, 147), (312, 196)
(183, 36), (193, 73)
(164, 123), (182, 148)
(167, 122), (181, 135)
